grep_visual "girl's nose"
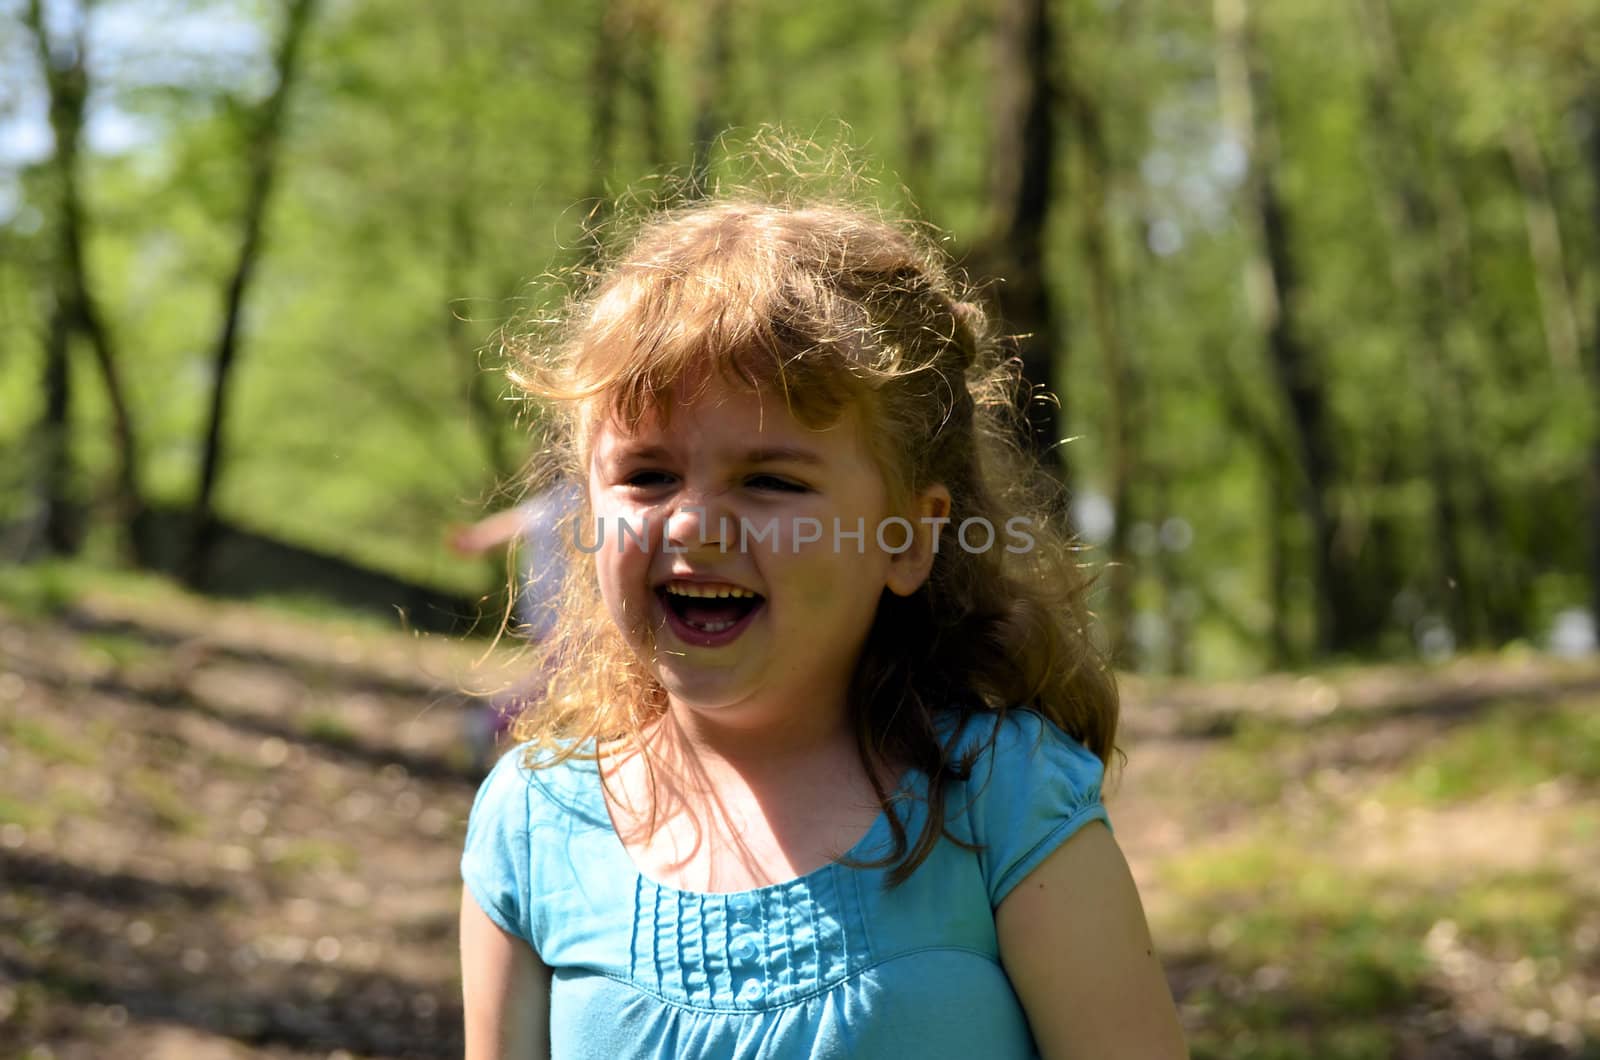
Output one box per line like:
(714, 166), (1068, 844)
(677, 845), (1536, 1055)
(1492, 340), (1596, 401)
(664, 492), (733, 553)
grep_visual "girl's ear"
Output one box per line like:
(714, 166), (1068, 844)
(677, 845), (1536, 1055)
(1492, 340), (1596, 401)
(885, 484), (953, 597)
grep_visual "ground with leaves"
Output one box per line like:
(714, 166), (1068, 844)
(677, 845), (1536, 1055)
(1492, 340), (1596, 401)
(1, 570), (1597, 1059)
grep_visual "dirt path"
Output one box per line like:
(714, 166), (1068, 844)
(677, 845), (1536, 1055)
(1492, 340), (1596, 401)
(3, 588), (1597, 1057)
(2, 590), (489, 1058)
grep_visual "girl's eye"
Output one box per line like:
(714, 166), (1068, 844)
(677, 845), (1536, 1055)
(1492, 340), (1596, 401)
(623, 470), (676, 488)
(747, 475), (809, 493)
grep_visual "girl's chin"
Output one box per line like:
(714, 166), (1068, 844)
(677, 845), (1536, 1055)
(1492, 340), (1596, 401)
(655, 669), (807, 709)
(658, 686), (761, 718)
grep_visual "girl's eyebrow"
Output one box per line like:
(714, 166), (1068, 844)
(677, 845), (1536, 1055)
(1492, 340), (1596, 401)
(611, 444), (825, 466)
(611, 444), (673, 463)
(739, 446), (825, 466)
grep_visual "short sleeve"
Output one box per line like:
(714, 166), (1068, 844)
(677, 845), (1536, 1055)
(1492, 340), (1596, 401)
(460, 748), (536, 944)
(956, 709), (1112, 908)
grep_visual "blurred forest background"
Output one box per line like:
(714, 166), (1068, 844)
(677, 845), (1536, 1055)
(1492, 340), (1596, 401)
(2, 0), (1597, 674)
(3, 1), (1600, 1058)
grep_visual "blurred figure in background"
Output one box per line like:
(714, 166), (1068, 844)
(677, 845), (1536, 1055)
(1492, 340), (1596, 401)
(449, 478), (582, 769)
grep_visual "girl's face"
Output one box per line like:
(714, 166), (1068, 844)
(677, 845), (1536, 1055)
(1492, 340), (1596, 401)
(587, 377), (941, 732)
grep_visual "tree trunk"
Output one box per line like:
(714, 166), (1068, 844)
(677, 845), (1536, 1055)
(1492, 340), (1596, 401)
(689, 0), (732, 198)
(24, 0), (146, 562)
(1204, 328), (1298, 666)
(1265, 463), (1296, 666)
(33, 299), (80, 556)
(1063, 46), (1138, 661)
(1507, 118), (1590, 634)
(1506, 124), (1583, 379)
(1355, 0), (1493, 647)
(1213, 0), (1355, 655)
(588, 0), (624, 211)
(894, 6), (976, 205)
(1582, 86), (1600, 640)
(439, 5), (515, 488)
(895, 38), (937, 203)
(1430, 170), (1524, 643)
(189, 0), (318, 587)
(580, 0), (636, 257)
(986, 0), (1064, 470)
(627, 1), (667, 171)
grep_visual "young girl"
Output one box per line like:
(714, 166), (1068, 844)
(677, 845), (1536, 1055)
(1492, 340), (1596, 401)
(459, 192), (1188, 1059)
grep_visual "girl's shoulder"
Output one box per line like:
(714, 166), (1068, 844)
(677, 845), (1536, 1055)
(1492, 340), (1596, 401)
(460, 741), (609, 944)
(937, 705), (1101, 775)
(933, 707), (1112, 907)
(469, 740), (604, 828)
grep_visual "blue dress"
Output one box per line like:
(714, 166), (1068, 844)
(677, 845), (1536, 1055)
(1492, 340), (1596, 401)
(461, 709), (1112, 1058)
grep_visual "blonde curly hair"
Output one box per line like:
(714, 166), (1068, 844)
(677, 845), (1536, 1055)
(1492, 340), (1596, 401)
(498, 190), (1118, 886)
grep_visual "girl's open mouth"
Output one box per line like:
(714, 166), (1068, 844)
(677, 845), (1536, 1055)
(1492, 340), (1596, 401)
(656, 583), (766, 648)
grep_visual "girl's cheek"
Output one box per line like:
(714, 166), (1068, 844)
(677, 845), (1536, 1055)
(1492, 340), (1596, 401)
(593, 549), (653, 644)
(608, 509), (665, 563)
(589, 500), (658, 558)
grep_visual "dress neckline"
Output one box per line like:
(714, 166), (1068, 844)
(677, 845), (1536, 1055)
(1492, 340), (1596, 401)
(580, 751), (920, 900)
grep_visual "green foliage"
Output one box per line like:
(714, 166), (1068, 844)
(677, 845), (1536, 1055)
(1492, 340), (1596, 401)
(266, 835), (358, 877)
(1453, 869), (1586, 960)
(1, 0), (1595, 669)
(126, 768), (203, 834)
(0, 560), (78, 617)
(300, 707), (357, 747)
(1154, 681), (1600, 1049)
(0, 794), (47, 829)
(1385, 697), (1600, 803)
(77, 629), (156, 668)
(1165, 835), (1438, 1022)
(1, 715), (100, 767)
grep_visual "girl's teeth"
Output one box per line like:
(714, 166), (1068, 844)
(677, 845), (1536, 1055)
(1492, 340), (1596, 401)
(667, 582), (756, 599)
(698, 619), (735, 633)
